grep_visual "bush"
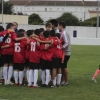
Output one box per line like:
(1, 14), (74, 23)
(28, 13), (43, 25)
(56, 13), (79, 26)
(80, 17), (100, 27)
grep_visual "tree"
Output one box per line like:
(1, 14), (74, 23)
(56, 13), (79, 26)
(80, 17), (100, 27)
(29, 13), (43, 25)
(0, 0), (13, 14)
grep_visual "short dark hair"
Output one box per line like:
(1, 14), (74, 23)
(43, 31), (50, 38)
(45, 23), (51, 27)
(6, 23), (14, 30)
(34, 29), (41, 36)
(40, 28), (44, 32)
(13, 22), (18, 26)
(18, 29), (25, 33)
(17, 32), (24, 37)
(27, 30), (34, 37)
(0, 25), (4, 32)
(50, 30), (55, 37)
(55, 33), (61, 39)
(50, 19), (58, 27)
(59, 21), (66, 28)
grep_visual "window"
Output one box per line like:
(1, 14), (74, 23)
(62, 8), (64, 11)
(50, 8), (52, 11)
(45, 8), (47, 12)
(57, 8), (59, 11)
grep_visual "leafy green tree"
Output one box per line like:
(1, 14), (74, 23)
(0, 0), (13, 14)
(56, 13), (79, 26)
(80, 17), (100, 27)
(29, 13), (43, 25)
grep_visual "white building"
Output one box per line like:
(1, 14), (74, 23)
(10, 0), (98, 22)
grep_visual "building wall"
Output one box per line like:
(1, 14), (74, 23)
(0, 14), (28, 24)
(90, 13), (100, 18)
(1, 24), (100, 45)
(13, 5), (97, 21)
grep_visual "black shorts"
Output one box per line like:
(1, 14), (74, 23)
(13, 63), (24, 71)
(1, 54), (13, 64)
(52, 58), (62, 68)
(61, 56), (70, 68)
(0, 55), (3, 67)
(29, 62), (40, 70)
(25, 59), (29, 68)
(40, 58), (52, 70)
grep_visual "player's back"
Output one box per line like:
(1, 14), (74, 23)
(29, 38), (40, 63)
(14, 38), (27, 63)
(40, 37), (53, 61)
(0, 30), (17, 54)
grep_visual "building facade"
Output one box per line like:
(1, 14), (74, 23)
(10, 0), (98, 22)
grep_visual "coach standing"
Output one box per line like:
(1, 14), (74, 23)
(58, 21), (71, 85)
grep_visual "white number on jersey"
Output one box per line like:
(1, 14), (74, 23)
(5, 37), (11, 43)
(15, 43), (21, 52)
(31, 42), (36, 51)
(57, 45), (61, 49)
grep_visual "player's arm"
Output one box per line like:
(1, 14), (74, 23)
(1, 42), (14, 49)
(1, 45), (10, 49)
(45, 43), (52, 50)
(62, 32), (68, 49)
(32, 37), (52, 44)
(55, 37), (61, 44)
(37, 41), (40, 47)
(15, 37), (26, 41)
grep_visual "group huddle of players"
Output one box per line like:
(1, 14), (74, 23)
(0, 20), (71, 88)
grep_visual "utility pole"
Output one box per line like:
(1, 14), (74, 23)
(96, 0), (100, 38)
(2, 0), (4, 26)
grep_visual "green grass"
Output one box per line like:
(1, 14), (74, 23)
(0, 45), (100, 100)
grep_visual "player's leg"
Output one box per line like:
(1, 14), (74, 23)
(33, 63), (40, 88)
(25, 59), (29, 83)
(51, 58), (57, 87)
(28, 62), (34, 86)
(13, 63), (19, 85)
(45, 61), (51, 86)
(2, 55), (9, 85)
(7, 55), (13, 84)
(61, 56), (70, 85)
(92, 69), (100, 83)
(18, 63), (24, 85)
(40, 58), (46, 86)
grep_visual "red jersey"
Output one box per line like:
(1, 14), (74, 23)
(13, 38), (27, 63)
(50, 37), (63, 58)
(25, 44), (30, 59)
(39, 37), (54, 61)
(0, 30), (17, 55)
(29, 38), (40, 63)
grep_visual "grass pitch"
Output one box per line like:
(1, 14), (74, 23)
(0, 45), (100, 100)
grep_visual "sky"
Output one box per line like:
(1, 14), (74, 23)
(4, 0), (98, 1)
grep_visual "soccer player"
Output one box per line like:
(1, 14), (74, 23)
(13, 22), (18, 34)
(25, 30), (34, 84)
(50, 19), (59, 33)
(58, 21), (71, 85)
(13, 32), (27, 85)
(39, 31), (53, 87)
(45, 23), (51, 31)
(0, 23), (26, 85)
(50, 32), (63, 87)
(28, 30), (40, 88)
